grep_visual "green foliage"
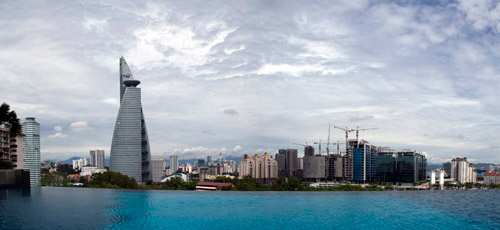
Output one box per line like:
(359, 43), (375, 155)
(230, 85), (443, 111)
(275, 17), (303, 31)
(0, 102), (22, 136)
(488, 183), (500, 189)
(88, 171), (138, 189)
(234, 175), (270, 191)
(160, 176), (185, 190)
(270, 176), (305, 191)
(40, 172), (65, 186)
(56, 164), (79, 175)
(384, 185), (395, 191)
(213, 176), (233, 183)
(159, 176), (198, 190)
(0, 160), (14, 169)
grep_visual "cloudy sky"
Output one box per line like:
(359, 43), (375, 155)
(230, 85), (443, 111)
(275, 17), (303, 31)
(1, 0), (500, 163)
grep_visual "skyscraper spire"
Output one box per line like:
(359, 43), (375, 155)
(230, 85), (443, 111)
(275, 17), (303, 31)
(119, 56), (135, 102)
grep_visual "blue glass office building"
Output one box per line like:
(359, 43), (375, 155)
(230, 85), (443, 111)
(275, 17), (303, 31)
(353, 141), (377, 183)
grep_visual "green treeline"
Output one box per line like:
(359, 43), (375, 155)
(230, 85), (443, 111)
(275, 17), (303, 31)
(80, 172), (397, 191)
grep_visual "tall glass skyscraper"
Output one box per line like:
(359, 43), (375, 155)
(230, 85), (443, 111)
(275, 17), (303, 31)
(110, 57), (152, 183)
(22, 117), (40, 186)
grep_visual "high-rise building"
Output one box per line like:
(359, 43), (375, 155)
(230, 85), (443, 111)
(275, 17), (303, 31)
(0, 123), (10, 161)
(151, 156), (166, 183)
(110, 57), (152, 183)
(22, 117), (40, 186)
(169, 155), (179, 175)
(303, 155), (326, 182)
(207, 155), (212, 166)
(285, 149), (298, 176)
(10, 134), (23, 169)
(72, 158), (88, 170)
(275, 149), (286, 170)
(352, 140), (376, 183)
(325, 154), (344, 181)
(238, 153), (278, 184)
(396, 150), (427, 184)
(450, 157), (476, 184)
(442, 162), (451, 177)
(375, 149), (396, 184)
(197, 159), (205, 167)
(304, 145), (314, 157)
(90, 150), (105, 169)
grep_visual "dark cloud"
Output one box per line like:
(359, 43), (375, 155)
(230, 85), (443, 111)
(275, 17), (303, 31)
(223, 108), (238, 116)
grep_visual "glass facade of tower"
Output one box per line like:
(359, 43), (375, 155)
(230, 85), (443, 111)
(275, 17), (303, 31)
(22, 117), (40, 186)
(375, 152), (396, 183)
(396, 151), (427, 183)
(110, 57), (151, 183)
(353, 144), (376, 182)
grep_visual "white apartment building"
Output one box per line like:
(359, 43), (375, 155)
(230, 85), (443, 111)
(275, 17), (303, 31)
(72, 158), (88, 170)
(450, 157), (476, 184)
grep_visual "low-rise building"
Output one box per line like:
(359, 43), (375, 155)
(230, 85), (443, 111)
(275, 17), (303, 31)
(80, 166), (107, 176)
(484, 172), (500, 185)
(195, 182), (233, 191)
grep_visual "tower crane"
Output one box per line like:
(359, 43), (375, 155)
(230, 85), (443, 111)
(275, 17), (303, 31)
(327, 125), (331, 155)
(331, 141), (345, 154)
(313, 140), (322, 156)
(355, 126), (379, 148)
(292, 142), (309, 147)
(333, 126), (355, 154)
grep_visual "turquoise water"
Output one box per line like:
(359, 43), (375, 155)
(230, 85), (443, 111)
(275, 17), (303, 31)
(0, 187), (499, 229)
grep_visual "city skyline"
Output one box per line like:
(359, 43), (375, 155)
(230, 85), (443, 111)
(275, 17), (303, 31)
(1, 1), (500, 163)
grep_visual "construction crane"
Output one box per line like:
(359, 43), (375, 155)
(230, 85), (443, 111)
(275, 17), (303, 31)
(334, 126), (355, 154)
(327, 125), (331, 154)
(292, 142), (309, 147)
(313, 140), (322, 156)
(355, 126), (379, 148)
(331, 141), (345, 154)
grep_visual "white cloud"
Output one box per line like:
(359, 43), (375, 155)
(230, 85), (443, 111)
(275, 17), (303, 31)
(103, 97), (119, 106)
(54, 126), (62, 132)
(82, 17), (108, 32)
(2, 1), (500, 163)
(48, 132), (67, 139)
(70, 121), (91, 131)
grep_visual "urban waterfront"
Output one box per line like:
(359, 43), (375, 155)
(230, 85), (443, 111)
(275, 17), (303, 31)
(1, 187), (499, 229)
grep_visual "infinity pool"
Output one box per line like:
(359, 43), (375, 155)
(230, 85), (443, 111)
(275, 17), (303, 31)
(0, 187), (499, 229)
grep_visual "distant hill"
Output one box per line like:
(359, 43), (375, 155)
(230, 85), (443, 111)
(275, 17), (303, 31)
(473, 163), (497, 169)
(58, 157), (85, 165)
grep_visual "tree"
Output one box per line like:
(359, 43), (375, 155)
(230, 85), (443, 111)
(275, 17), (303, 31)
(161, 176), (186, 190)
(214, 176), (233, 183)
(88, 171), (138, 189)
(56, 164), (79, 175)
(0, 103), (22, 136)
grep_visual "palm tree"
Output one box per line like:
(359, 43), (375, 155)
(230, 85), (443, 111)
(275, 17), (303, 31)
(0, 102), (21, 136)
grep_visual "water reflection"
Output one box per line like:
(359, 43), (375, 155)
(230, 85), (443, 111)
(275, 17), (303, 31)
(106, 189), (157, 229)
(0, 187), (32, 198)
